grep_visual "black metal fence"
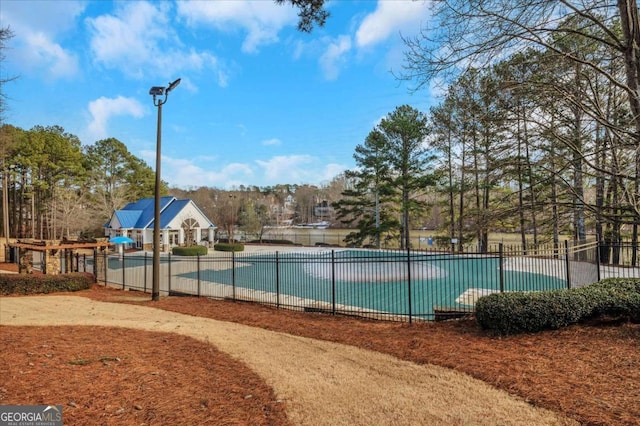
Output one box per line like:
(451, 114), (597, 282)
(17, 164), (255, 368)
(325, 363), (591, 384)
(81, 240), (639, 322)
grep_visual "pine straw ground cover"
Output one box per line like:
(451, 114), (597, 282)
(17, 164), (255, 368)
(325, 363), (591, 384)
(0, 268), (638, 425)
(0, 326), (288, 425)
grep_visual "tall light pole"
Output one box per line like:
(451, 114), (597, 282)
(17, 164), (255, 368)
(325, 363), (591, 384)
(228, 194), (237, 242)
(2, 165), (9, 256)
(2, 162), (15, 261)
(149, 78), (181, 301)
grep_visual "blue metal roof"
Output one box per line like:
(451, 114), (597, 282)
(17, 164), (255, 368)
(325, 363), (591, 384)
(114, 210), (142, 228)
(110, 196), (215, 230)
(119, 196), (175, 228)
(156, 199), (190, 228)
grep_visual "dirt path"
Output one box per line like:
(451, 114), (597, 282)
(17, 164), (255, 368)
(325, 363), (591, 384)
(0, 295), (576, 425)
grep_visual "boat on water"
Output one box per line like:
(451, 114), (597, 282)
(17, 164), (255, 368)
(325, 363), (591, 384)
(293, 221), (331, 229)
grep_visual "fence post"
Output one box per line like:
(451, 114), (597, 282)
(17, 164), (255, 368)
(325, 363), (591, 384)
(197, 254), (201, 297)
(144, 252), (148, 293)
(232, 251), (236, 300)
(564, 240), (571, 289)
(331, 250), (336, 315)
(83, 253), (86, 273)
(406, 246), (412, 324)
(499, 243), (504, 293)
(276, 251), (280, 308)
(595, 238), (601, 283)
(122, 253), (126, 290)
(92, 249), (98, 283)
(103, 251), (107, 285)
(168, 252), (172, 294)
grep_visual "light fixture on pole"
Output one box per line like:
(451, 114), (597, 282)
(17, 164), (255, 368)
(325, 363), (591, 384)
(149, 78), (181, 301)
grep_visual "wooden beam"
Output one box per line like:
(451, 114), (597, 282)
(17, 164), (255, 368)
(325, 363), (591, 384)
(8, 242), (111, 251)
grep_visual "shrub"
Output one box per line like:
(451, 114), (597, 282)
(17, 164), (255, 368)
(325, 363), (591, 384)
(0, 272), (94, 295)
(315, 242), (340, 247)
(214, 242), (245, 252)
(475, 278), (640, 335)
(172, 246), (208, 256)
(247, 239), (296, 245)
(433, 236), (453, 248)
(577, 278), (640, 321)
(476, 290), (589, 335)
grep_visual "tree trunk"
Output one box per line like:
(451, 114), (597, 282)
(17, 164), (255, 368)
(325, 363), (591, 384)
(516, 103), (527, 254)
(618, 0), (640, 261)
(458, 139), (466, 253)
(571, 65), (586, 248)
(550, 139), (560, 257)
(522, 103), (538, 251)
(447, 123), (455, 245)
(472, 131), (482, 251)
(594, 121), (605, 243)
(618, 0), (640, 150)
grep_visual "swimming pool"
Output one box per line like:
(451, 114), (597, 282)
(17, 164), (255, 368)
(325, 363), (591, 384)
(176, 250), (567, 319)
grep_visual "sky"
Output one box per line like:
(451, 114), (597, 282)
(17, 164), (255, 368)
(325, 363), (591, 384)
(1, 0), (437, 189)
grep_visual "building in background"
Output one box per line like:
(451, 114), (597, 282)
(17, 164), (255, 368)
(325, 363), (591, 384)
(105, 196), (216, 251)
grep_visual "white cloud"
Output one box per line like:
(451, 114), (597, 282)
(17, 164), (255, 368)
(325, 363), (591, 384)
(87, 96), (145, 140)
(292, 39), (307, 60)
(321, 163), (347, 182)
(1, 1), (84, 79)
(262, 138), (282, 146)
(319, 35), (352, 80)
(87, 1), (228, 85)
(292, 35), (352, 81)
(429, 77), (449, 99)
(137, 151), (346, 189)
(22, 32), (80, 79)
(356, 1), (430, 48)
(1, 0), (85, 35)
(176, 0), (297, 53)
(172, 160), (255, 189)
(256, 155), (314, 181)
(139, 151), (254, 189)
(86, 2), (170, 73)
(256, 155), (347, 185)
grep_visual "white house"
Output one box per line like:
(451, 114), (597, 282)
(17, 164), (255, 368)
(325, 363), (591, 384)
(105, 196), (216, 251)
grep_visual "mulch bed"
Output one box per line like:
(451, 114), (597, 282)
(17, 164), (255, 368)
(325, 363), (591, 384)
(86, 285), (640, 426)
(0, 326), (288, 425)
(0, 265), (640, 425)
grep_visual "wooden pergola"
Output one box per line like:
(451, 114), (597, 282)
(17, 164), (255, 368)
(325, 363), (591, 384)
(9, 240), (111, 275)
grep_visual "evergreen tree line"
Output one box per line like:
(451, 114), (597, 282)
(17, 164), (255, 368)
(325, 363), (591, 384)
(335, 3), (640, 254)
(0, 125), (160, 240)
(2, 2), (638, 254)
(0, 121), (350, 242)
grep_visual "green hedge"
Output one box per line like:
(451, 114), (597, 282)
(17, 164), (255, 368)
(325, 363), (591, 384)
(214, 242), (245, 252)
(579, 279), (640, 321)
(172, 246), (208, 256)
(247, 239), (296, 245)
(0, 272), (94, 295)
(475, 278), (640, 335)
